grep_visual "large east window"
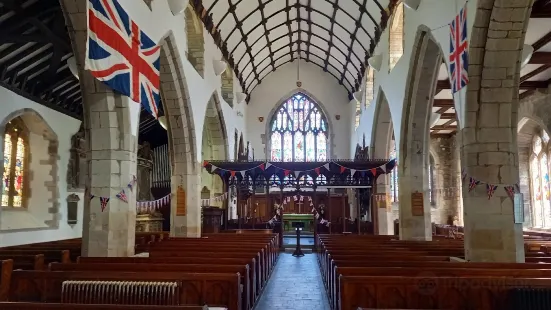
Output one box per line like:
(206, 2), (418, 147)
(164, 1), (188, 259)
(269, 93), (328, 162)
(2, 118), (28, 208)
(530, 132), (551, 228)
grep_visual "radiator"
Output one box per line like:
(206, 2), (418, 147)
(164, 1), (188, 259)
(61, 280), (179, 305)
(508, 288), (551, 310)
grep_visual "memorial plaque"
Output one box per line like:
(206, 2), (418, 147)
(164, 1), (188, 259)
(176, 186), (187, 216)
(411, 192), (424, 216)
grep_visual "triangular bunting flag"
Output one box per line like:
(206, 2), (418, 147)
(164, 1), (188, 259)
(100, 197), (110, 212)
(504, 185), (516, 200)
(294, 171), (301, 178)
(314, 167), (321, 175)
(340, 166), (346, 174)
(90, 194), (95, 200)
(230, 171), (236, 177)
(127, 181), (134, 191)
(370, 168), (377, 177)
(259, 163), (265, 170)
(202, 160), (208, 167)
(116, 190), (128, 203)
(350, 169), (356, 176)
(323, 163), (330, 171)
(486, 184), (498, 200)
(468, 177), (480, 192)
(240, 170), (246, 178)
(265, 163), (272, 169)
(380, 164), (386, 173)
(361, 171), (366, 177)
(284, 170), (290, 177)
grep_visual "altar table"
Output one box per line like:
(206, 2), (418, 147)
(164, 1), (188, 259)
(283, 213), (313, 232)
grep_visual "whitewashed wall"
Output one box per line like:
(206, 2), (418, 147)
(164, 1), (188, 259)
(353, 0), (476, 157)
(0, 86), (82, 247)
(246, 61), (352, 160)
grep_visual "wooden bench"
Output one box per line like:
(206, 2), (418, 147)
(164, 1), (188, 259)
(5, 270), (241, 310)
(50, 262), (252, 310)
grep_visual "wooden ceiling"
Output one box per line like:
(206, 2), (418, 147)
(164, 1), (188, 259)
(0, 0), (166, 147)
(431, 0), (551, 137)
(195, 0), (395, 99)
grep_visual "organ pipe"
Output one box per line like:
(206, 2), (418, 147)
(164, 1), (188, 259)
(152, 144), (170, 188)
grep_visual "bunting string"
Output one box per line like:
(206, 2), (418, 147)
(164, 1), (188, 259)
(136, 194), (171, 212)
(201, 192), (229, 206)
(89, 175), (138, 212)
(461, 168), (519, 200)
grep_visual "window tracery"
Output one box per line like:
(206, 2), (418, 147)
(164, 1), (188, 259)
(530, 132), (551, 228)
(2, 117), (28, 208)
(389, 2), (404, 72)
(269, 93), (328, 162)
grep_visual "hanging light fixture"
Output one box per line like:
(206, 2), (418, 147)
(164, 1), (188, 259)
(167, 0), (188, 15)
(429, 112), (441, 128)
(235, 92), (247, 104)
(67, 56), (79, 80)
(368, 54), (383, 72)
(296, 46), (302, 88)
(521, 44), (534, 68)
(403, 0), (421, 10)
(213, 60), (227, 76)
(158, 115), (168, 130)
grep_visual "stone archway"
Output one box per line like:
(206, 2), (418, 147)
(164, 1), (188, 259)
(60, 0), (140, 256)
(158, 33), (200, 237)
(460, 0), (534, 262)
(398, 26), (443, 241)
(201, 92), (229, 207)
(370, 88), (395, 234)
(185, 5), (205, 77)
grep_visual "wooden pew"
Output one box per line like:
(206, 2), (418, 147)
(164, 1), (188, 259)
(76, 256), (259, 307)
(5, 270), (241, 310)
(50, 262), (251, 310)
(0, 250), (70, 265)
(0, 255), (44, 271)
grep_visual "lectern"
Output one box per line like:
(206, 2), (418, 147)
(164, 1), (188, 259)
(292, 221), (305, 257)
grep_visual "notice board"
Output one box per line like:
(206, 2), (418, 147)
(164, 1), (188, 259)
(176, 186), (187, 216)
(411, 192), (424, 216)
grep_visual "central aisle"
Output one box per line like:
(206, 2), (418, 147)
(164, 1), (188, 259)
(255, 253), (330, 310)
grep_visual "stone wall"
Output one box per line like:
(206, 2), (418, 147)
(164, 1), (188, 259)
(185, 7), (205, 77)
(429, 135), (461, 224)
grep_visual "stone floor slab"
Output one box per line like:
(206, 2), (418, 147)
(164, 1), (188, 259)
(254, 253), (330, 310)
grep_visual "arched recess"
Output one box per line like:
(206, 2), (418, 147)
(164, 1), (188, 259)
(0, 109), (59, 230)
(370, 88), (396, 234)
(238, 133), (244, 158)
(185, 5), (205, 77)
(461, 0), (533, 262)
(60, 0), (139, 256)
(398, 26), (443, 241)
(517, 116), (549, 229)
(388, 2), (404, 72)
(201, 92), (229, 206)
(158, 33), (200, 237)
(265, 89), (334, 161)
(221, 65), (234, 107)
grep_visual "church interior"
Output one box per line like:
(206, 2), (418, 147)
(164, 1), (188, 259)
(1, 0), (551, 309)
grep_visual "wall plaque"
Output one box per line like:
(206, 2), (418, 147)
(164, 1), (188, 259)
(176, 186), (187, 216)
(411, 192), (424, 216)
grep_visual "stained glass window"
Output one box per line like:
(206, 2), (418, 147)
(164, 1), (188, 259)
(365, 67), (374, 110)
(530, 132), (551, 228)
(2, 118), (27, 208)
(389, 3), (404, 72)
(389, 139), (398, 202)
(269, 93), (329, 162)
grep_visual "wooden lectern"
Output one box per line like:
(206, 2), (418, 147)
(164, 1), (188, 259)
(202, 207), (223, 233)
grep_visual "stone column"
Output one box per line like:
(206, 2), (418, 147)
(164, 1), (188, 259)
(375, 177), (393, 235)
(460, 0), (532, 262)
(60, 0), (140, 257)
(171, 166), (202, 237)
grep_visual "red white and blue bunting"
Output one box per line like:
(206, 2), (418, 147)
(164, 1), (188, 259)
(461, 168), (519, 200)
(137, 194), (171, 212)
(201, 192), (229, 206)
(89, 175), (138, 212)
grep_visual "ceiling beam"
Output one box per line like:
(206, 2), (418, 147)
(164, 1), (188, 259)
(533, 30), (551, 51)
(520, 80), (549, 89)
(529, 52), (551, 64)
(431, 125), (457, 131)
(520, 64), (551, 82)
(433, 99), (454, 108)
(439, 113), (456, 119)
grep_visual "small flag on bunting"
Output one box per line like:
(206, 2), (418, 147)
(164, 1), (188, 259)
(89, 194), (95, 200)
(504, 185), (516, 200)
(314, 167), (321, 175)
(370, 168), (377, 177)
(340, 166), (346, 174)
(100, 197), (110, 212)
(486, 184), (498, 200)
(259, 163), (265, 170)
(116, 189), (128, 203)
(284, 170), (290, 177)
(230, 171), (236, 177)
(468, 177), (480, 192)
(202, 160), (208, 167)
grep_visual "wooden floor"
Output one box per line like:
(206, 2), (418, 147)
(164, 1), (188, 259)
(254, 253), (330, 310)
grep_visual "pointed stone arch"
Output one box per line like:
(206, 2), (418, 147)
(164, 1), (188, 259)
(238, 133), (245, 158)
(398, 26), (444, 241)
(185, 5), (205, 77)
(158, 32), (200, 237)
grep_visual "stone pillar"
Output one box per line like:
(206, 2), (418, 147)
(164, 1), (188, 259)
(171, 166), (202, 237)
(460, 0), (532, 262)
(375, 177), (393, 235)
(60, 0), (140, 257)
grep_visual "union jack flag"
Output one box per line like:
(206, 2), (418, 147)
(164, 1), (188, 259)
(449, 5), (469, 93)
(504, 185), (516, 200)
(468, 177), (479, 192)
(486, 184), (498, 200)
(100, 197), (110, 212)
(86, 0), (161, 118)
(116, 189), (128, 203)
